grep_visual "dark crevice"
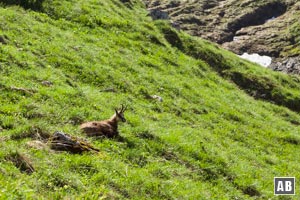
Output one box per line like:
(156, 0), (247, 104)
(224, 1), (288, 43)
(119, 0), (133, 8)
(201, 0), (219, 10)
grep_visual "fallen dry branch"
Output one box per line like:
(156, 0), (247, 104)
(48, 131), (99, 154)
(9, 86), (37, 95)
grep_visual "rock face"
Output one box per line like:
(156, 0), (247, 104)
(270, 57), (300, 74)
(144, 0), (300, 74)
(148, 8), (169, 20)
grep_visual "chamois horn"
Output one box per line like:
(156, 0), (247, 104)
(120, 104), (127, 112)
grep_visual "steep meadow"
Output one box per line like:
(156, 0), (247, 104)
(1, 0), (300, 199)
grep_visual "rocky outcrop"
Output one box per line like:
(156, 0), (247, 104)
(144, 0), (300, 74)
(270, 56), (300, 74)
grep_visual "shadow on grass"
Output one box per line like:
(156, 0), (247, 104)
(5, 151), (35, 174)
(0, 0), (45, 11)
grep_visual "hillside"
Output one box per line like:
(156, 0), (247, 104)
(1, 0), (300, 199)
(145, 0), (300, 74)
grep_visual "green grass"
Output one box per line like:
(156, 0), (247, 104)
(156, 21), (300, 112)
(283, 19), (300, 57)
(1, 0), (300, 199)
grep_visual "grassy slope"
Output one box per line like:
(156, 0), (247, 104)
(156, 21), (300, 112)
(1, 0), (300, 199)
(284, 17), (300, 57)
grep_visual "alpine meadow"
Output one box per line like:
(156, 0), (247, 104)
(1, 0), (300, 199)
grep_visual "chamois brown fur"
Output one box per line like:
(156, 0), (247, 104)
(80, 105), (127, 138)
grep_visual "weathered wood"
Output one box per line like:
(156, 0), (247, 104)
(49, 131), (99, 153)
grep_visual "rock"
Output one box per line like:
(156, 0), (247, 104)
(151, 95), (163, 102)
(269, 57), (300, 74)
(144, 0), (300, 74)
(119, 0), (133, 8)
(171, 21), (180, 30)
(26, 140), (48, 150)
(145, 0), (290, 43)
(148, 9), (169, 20)
(41, 80), (53, 87)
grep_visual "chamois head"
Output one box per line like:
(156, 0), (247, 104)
(114, 104), (127, 122)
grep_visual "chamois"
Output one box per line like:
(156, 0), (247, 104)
(80, 105), (127, 138)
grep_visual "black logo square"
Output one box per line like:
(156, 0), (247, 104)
(274, 177), (295, 195)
